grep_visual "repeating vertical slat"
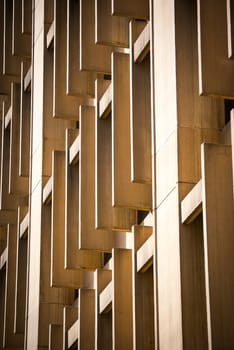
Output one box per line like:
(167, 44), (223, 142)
(3, 224), (24, 348)
(80, 0), (112, 73)
(65, 128), (103, 270)
(12, 0), (31, 59)
(111, 0), (149, 19)
(51, 150), (84, 288)
(130, 21), (151, 184)
(67, 0), (96, 97)
(202, 143), (234, 349)
(95, 0), (129, 47)
(112, 249), (133, 350)
(79, 105), (127, 251)
(197, 0), (234, 97)
(95, 79), (137, 230)
(53, 0), (90, 120)
(112, 52), (152, 209)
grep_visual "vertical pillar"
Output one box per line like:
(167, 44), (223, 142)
(152, 0), (224, 349)
(26, 1), (45, 348)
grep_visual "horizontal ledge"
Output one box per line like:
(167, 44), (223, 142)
(20, 212), (29, 239)
(0, 247), (7, 270)
(43, 177), (52, 204)
(99, 83), (112, 119)
(134, 22), (150, 63)
(5, 106), (12, 128)
(99, 281), (112, 314)
(46, 21), (54, 49)
(181, 180), (202, 224)
(69, 134), (80, 165)
(68, 319), (79, 349)
(136, 234), (153, 272)
(24, 66), (32, 92)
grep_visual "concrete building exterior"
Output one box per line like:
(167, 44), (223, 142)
(0, 0), (233, 349)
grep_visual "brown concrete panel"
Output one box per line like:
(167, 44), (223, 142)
(51, 150), (85, 288)
(111, 0), (149, 19)
(12, 0), (31, 59)
(0, 1), (11, 96)
(202, 143), (234, 349)
(95, 79), (137, 231)
(112, 249), (133, 350)
(78, 289), (95, 350)
(38, 303), (64, 348)
(49, 324), (63, 350)
(95, 0), (129, 47)
(67, 0), (96, 97)
(197, 0), (234, 97)
(40, 203), (74, 304)
(65, 128), (103, 270)
(130, 21), (151, 184)
(22, 0), (32, 35)
(80, 0), (112, 73)
(53, 0), (93, 120)
(79, 105), (127, 251)
(112, 52), (152, 209)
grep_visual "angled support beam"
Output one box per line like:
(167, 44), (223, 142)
(181, 180), (202, 224)
(134, 21), (150, 63)
(0, 248), (7, 270)
(99, 83), (112, 120)
(136, 233), (153, 273)
(46, 21), (54, 49)
(69, 134), (80, 165)
(68, 319), (79, 349)
(43, 177), (52, 205)
(99, 281), (112, 314)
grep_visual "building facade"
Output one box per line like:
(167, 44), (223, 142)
(0, 0), (233, 349)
